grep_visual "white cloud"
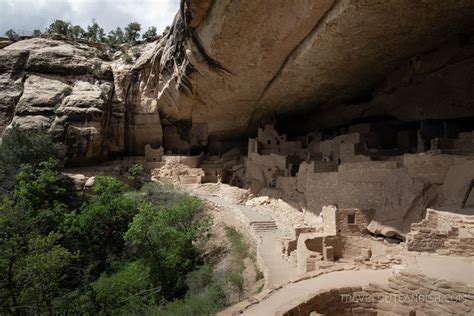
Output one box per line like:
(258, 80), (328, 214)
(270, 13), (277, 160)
(0, 0), (180, 36)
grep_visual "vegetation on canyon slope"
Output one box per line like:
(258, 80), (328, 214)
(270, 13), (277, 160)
(0, 127), (251, 315)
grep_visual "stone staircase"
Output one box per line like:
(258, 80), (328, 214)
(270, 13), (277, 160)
(250, 220), (278, 233)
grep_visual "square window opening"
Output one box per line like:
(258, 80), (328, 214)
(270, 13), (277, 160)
(347, 213), (356, 224)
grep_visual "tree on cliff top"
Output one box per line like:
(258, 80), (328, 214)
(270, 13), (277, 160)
(142, 26), (157, 41)
(46, 20), (71, 36)
(5, 29), (19, 41)
(86, 19), (105, 42)
(70, 25), (86, 39)
(125, 22), (141, 45)
(106, 27), (125, 48)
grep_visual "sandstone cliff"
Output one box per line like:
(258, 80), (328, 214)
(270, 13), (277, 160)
(1, 0), (474, 161)
(0, 39), (115, 163)
(140, 0), (474, 145)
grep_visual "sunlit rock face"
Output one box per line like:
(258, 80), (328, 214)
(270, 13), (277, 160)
(0, 38), (117, 163)
(1, 1), (474, 161)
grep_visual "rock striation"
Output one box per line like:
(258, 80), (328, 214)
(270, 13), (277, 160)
(2, 2), (474, 161)
(0, 38), (115, 163)
(137, 0), (474, 143)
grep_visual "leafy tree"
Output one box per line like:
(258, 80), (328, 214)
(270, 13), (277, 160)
(151, 265), (226, 316)
(125, 22), (141, 44)
(0, 205), (76, 315)
(5, 29), (19, 41)
(142, 26), (157, 41)
(70, 25), (86, 39)
(13, 159), (77, 233)
(86, 19), (105, 43)
(125, 196), (205, 300)
(91, 260), (157, 313)
(0, 124), (65, 195)
(46, 19), (71, 36)
(106, 27), (125, 48)
(15, 233), (77, 314)
(32, 29), (41, 37)
(128, 163), (145, 188)
(63, 176), (137, 273)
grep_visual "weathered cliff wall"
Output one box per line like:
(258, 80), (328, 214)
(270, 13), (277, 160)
(0, 39), (116, 163)
(1, 0), (474, 161)
(143, 0), (474, 146)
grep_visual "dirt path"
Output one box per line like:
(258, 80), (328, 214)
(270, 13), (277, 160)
(243, 269), (392, 315)
(196, 193), (299, 286)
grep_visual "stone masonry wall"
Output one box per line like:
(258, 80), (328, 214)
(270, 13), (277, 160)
(406, 209), (474, 256)
(280, 271), (473, 316)
(334, 208), (375, 236)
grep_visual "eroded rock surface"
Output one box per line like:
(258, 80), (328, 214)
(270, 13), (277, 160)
(137, 0), (474, 144)
(0, 38), (115, 163)
(1, 2), (474, 160)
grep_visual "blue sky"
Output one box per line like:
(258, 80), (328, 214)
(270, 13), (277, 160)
(0, 0), (180, 36)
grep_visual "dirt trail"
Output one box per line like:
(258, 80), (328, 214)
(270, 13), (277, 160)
(243, 269), (392, 315)
(196, 193), (299, 286)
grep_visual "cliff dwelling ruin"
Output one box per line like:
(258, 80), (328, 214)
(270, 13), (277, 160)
(1, 0), (473, 315)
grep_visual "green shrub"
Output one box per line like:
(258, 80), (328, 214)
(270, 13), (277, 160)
(151, 265), (227, 316)
(12, 159), (77, 233)
(131, 47), (141, 59)
(122, 52), (133, 64)
(63, 176), (137, 275)
(226, 271), (244, 300)
(140, 182), (183, 206)
(255, 270), (264, 281)
(185, 265), (214, 294)
(92, 260), (157, 314)
(128, 163), (145, 188)
(0, 124), (64, 195)
(224, 226), (249, 271)
(125, 196), (204, 300)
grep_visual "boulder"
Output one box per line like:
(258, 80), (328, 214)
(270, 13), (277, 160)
(14, 75), (71, 116)
(0, 76), (23, 133)
(367, 168), (443, 236)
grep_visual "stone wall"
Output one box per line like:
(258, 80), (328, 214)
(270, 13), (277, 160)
(280, 271), (473, 316)
(406, 209), (474, 256)
(403, 153), (471, 184)
(276, 176), (300, 201)
(304, 161), (399, 215)
(144, 144), (164, 162)
(295, 232), (345, 273)
(245, 152), (287, 187)
(340, 236), (401, 261)
(300, 153), (474, 235)
(335, 208), (375, 236)
(431, 131), (474, 156)
(305, 172), (339, 215)
(321, 205), (375, 236)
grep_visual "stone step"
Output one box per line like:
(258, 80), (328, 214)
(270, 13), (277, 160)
(251, 221), (278, 232)
(251, 223), (277, 227)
